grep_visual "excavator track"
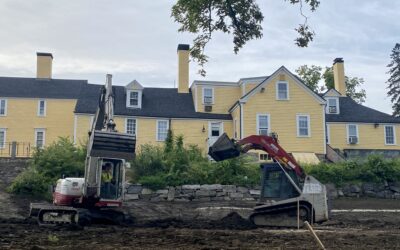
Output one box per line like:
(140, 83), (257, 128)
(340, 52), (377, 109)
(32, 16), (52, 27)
(250, 203), (311, 227)
(30, 203), (78, 226)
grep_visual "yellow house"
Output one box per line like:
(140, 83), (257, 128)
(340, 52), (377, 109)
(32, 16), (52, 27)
(1, 45), (400, 161)
(0, 53), (87, 157)
(324, 58), (400, 159)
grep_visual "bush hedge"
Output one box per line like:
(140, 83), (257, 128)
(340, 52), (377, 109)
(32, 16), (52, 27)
(130, 132), (260, 190)
(303, 154), (400, 186)
(8, 138), (85, 198)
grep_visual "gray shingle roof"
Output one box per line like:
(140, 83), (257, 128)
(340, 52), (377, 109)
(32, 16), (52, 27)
(326, 97), (400, 123)
(0, 76), (87, 99)
(75, 84), (232, 120)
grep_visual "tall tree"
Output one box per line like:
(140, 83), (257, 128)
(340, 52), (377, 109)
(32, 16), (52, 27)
(387, 43), (400, 116)
(322, 67), (366, 104)
(296, 64), (367, 104)
(171, 0), (320, 75)
(295, 65), (323, 92)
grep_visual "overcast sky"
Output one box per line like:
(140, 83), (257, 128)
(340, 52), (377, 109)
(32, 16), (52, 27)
(0, 0), (398, 114)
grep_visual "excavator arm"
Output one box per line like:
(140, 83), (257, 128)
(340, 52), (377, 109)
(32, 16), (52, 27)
(208, 133), (304, 177)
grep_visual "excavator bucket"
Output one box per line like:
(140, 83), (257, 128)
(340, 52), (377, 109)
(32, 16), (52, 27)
(90, 130), (136, 160)
(208, 133), (241, 161)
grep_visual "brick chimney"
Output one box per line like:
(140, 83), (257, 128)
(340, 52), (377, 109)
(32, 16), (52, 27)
(36, 52), (53, 79)
(177, 44), (189, 93)
(333, 58), (346, 96)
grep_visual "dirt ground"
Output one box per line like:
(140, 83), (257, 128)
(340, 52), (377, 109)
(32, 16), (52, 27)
(1, 198), (400, 250)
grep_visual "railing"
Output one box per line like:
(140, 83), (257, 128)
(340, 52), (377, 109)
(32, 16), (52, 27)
(0, 142), (31, 158)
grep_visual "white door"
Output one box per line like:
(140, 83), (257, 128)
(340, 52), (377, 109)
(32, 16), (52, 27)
(208, 122), (224, 148)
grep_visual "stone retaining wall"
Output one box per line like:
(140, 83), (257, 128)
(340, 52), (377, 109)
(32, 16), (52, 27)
(325, 182), (400, 199)
(0, 159), (29, 186)
(125, 184), (261, 202)
(126, 182), (400, 201)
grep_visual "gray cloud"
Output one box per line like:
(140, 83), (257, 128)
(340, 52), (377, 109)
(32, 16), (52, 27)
(0, 0), (398, 113)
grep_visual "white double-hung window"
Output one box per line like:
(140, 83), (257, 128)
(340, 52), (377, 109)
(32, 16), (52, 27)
(326, 98), (339, 114)
(384, 125), (396, 145)
(0, 99), (7, 116)
(157, 120), (169, 141)
(0, 129), (6, 149)
(203, 88), (214, 104)
(297, 115), (310, 137)
(35, 128), (46, 149)
(37, 100), (46, 116)
(276, 82), (289, 100)
(126, 118), (137, 135)
(257, 114), (270, 136)
(347, 124), (358, 144)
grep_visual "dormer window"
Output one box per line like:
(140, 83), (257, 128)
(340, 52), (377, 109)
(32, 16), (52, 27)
(203, 87), (214, 104)
(129, 91), (139, 106)
(326, 98), (339, 114)
(125, 80), (144, 109)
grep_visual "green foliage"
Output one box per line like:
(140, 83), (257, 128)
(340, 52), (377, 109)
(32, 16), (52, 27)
(296, 64), (366, 104)
(295, 65), (323, 92)
(9, 137), (86, 198)
(130, 134), (259, 189)
(323, 67), (366, 104)
(386, 43), (400, 116)
(303, 155), (400, 187)
(172, 0), (319, 75)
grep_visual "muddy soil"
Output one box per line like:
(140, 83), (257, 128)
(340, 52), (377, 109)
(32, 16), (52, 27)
(1, 198), (400, 249)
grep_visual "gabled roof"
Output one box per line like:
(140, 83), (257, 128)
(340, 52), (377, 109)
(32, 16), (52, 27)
(323, 88), (342, 97)
(326, 97), (400, 124)
(125, 80), (144, 90)
(75, 84), (232, 120)
(0, 76), (87, 99)
(239, 66), (326, 104)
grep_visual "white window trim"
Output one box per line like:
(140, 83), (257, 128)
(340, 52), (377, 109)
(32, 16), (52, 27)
(37, 100), (46, 117)
(326, 124), (330, 144)
(126, 90), (142, 108)
(202, 87), (214, 105)
(325, 97), (340, 114)
(0, 128), (6, 149)
(234, 118), (238, 139)
(256, 113), (270, 135)
(125, 118), (137, 136)
(34, 128), (46, 149)
(208, 121), (224, 138)
(296, 114), (311, 137)
(156, 120), (169, 142)
(384, 125), (396, 145)
(346, 124), (359, 145)
(0, 99), (7, 116)
(275, 81), (289, 100)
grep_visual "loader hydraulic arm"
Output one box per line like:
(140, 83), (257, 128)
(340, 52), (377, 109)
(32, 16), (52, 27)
(236, 135), (304, 177)
(208, 133), (304, 178)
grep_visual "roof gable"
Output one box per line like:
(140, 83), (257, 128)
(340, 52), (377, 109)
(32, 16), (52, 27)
(240, 66), (325, 104)
(125, 80), (144, 90)
(323, 88), (342, 97)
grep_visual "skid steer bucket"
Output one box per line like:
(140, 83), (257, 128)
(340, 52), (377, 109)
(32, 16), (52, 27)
(208, 133), (241, 161)
(90, 130), (136, 160)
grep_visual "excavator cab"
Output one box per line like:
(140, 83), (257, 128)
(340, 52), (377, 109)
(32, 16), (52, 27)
(100, 159), (125, 200)
(260, 163), (300, 202)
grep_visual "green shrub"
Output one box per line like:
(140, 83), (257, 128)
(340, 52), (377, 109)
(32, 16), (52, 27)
(130, 131), (260, 189)
(303, 154), (400, 186)
(8, 137), (86, 198)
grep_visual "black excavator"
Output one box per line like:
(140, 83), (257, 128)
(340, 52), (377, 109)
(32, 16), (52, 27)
(30, 74), (136, 226)
(209, 133), (329, 227)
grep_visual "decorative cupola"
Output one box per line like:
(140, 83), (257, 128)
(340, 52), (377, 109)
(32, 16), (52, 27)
(125, 80), (144, 108)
